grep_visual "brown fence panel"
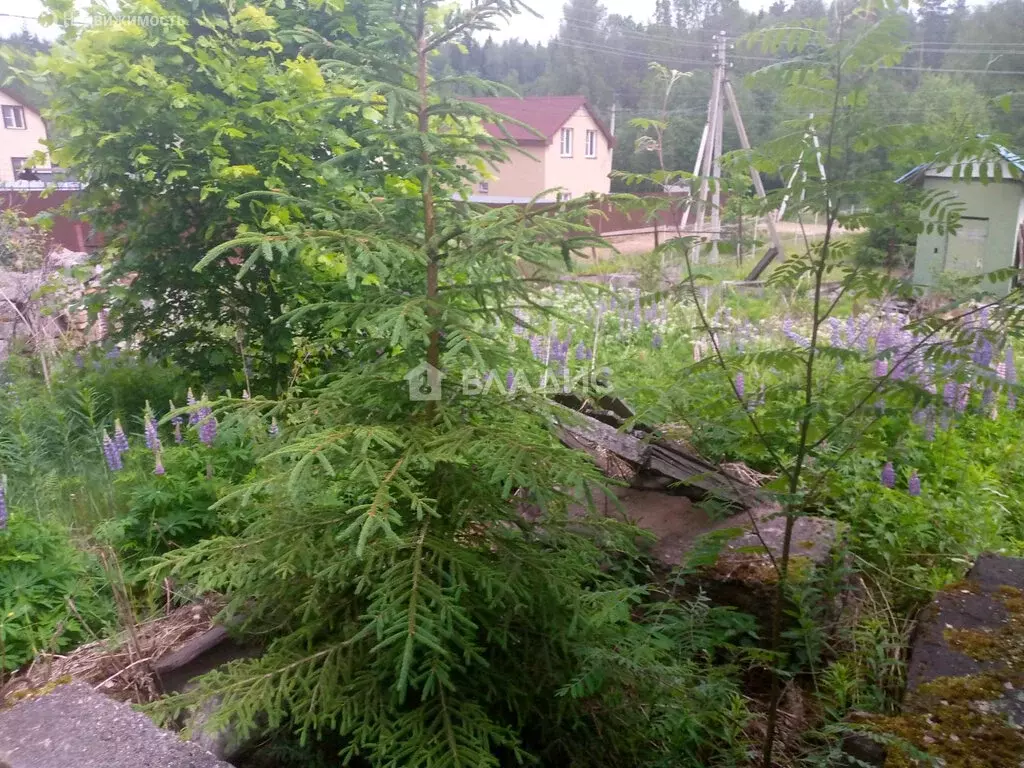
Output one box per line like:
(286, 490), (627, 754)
(0, 188), (96, 252)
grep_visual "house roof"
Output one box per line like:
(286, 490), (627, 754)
(897, 144), (1024, 184)
(0, 88), (42, 115)
(466, 95), (616, 148)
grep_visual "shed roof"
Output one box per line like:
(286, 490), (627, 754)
(897, 144), (1024, 184)
(465, 95), (616, 148)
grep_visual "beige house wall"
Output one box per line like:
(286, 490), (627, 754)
(0, 92), (49, 183)
(542, 107), (613, 199)
(477, 145), (547, 200)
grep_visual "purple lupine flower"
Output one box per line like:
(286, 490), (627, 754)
(782, 319), (809, 348)
(734, 371), (745, 400)
(197, 404), (217, 446)
(528, 335), (544, 361)
(102, 430), (123, 472)
(143, 403), (161, 452)
(187, 388), (200, 425)
(874, 358), (888, 378)
(829, 318), (842, 348)
(974, 337), (994, 369)
(955, 382), (970, 414)
(113, 419), (130, 454)
(550, 338), (566, 365)
(269, 417), (279, 438)
(982, 387), (995, 414)
(908, 471), (921, 497)
(925, 410), (936, 442)
(0, 481), (7, 531)
(652, 333), (662, 350)
(881, 462), (895, 489)
(576, 342), (588, 361)
(506, 370), (516, 393)
(74, 353), (84, 369)
(943, 381), (957, 408)
(153, 454), (166, 476)
(876, 325), (892, 353)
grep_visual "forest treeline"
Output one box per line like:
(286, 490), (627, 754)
(436, 0), (1024, 187)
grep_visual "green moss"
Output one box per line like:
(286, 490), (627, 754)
(866, 584), (1024, 766)
(943, 583), (1024, 666)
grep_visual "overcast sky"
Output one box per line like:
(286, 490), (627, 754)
(2, 0), (994, 44)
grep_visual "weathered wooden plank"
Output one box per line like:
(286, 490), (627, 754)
(557, 413), (649, 465)
(556, 408), (761, 508)
(647, 441), (762, 506)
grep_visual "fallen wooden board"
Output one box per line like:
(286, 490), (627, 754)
(555, 407), (762, 508)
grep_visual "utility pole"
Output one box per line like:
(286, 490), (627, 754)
(709, 32), (727, 262)
(685, 32), (783, 273)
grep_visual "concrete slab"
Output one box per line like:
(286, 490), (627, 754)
(855, 553), (1024, 767)
(0, 682), (232, 768)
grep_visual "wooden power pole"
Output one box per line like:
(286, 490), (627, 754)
(684, 32), (782, 268)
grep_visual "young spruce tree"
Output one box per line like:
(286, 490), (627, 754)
(157, 2), (750, 766)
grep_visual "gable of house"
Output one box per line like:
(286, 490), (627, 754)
(0, 89), (49, 184)
(465, 96), (615, 202)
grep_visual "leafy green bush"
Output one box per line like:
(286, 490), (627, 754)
(0, 517), (113, 671)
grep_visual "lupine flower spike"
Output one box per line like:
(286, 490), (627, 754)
(0, 476), (7, 532)
(169, 400), (184, 444)
(143, 402), (161, 453)
(153, 454), (166, 476)
(187, 388), (200, 425)
(102, 430), (123, 472)
(881, 462), (895, 489)
(269, 417), (280, 438)
(734, 371), (745, 400)
(113, 419), (129, 453)
(197, 394), (217, 446)
(908, 471), (921, 497)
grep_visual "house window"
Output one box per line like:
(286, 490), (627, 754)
(585, 130), (597, 159)
(2, 106), (26, 130)
(560, 127), (573, 158)
(478, 181), (489, 194)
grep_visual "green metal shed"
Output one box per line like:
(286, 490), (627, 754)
(900, 145), (1024, 295)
